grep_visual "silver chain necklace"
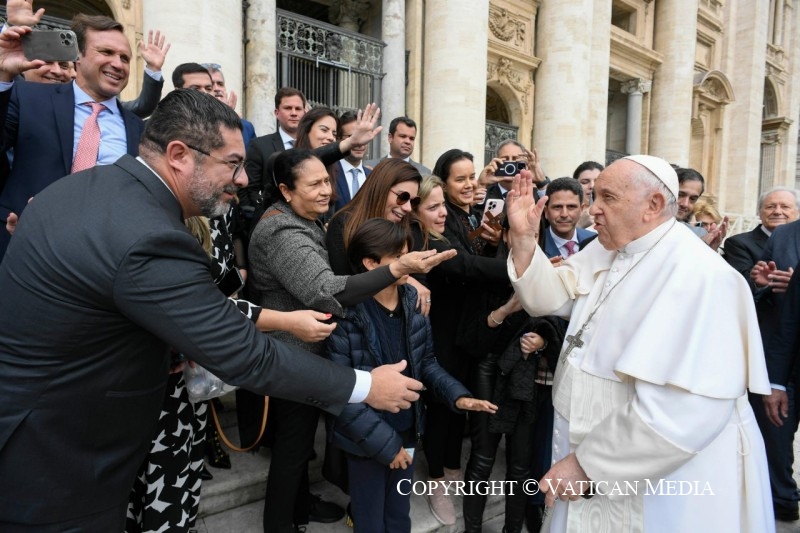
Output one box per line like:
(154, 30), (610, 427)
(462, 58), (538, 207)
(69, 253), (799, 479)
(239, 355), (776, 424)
(561, 221), (675, 363)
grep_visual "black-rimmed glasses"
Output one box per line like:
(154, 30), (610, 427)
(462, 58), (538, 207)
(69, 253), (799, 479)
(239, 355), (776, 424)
(185, 143), (245, 182)
(391, 189), (421, 208)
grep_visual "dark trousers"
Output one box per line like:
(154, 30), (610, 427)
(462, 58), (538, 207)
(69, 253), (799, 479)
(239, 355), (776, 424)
(347, 455), (413, 533)
(463, 358), (535, 533)
(0, 502), (127, 532)
(422, 401), (466, 478)
(750, 384), (800, 512)
(262, 397), (319, 533)
(527, 384), (554, 507)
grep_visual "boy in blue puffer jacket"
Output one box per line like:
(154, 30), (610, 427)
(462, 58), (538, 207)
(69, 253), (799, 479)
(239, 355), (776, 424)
(326, 218), (497, 533)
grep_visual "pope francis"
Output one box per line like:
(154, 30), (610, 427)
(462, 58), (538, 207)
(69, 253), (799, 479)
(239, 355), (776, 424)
(506, 155), (774, 532)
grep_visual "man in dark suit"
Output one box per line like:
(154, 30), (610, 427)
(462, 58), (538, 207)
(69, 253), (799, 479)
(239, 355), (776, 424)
(0, 15), (147, 261)
(723, 187), (799, 288)
(0, 89), (426, 530)
(746, 193), (800, 522)
(365, 116), (431, 174)
(541, 177), (596, 261)
(333, 110), (371, 211)
(241, 87), (307, 218)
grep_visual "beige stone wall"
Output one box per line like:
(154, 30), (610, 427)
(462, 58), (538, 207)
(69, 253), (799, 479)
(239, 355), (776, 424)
(486, 0), (540, 152)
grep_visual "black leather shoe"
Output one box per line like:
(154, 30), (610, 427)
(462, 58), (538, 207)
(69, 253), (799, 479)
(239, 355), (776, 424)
(308, 494), (345, 523)
(199, 466), (214, 481)
(775, 504), (799, 521)
(525, 504), (544, 532)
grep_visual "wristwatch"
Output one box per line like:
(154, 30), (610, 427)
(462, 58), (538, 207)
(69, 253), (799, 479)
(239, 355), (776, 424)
(535, 176), (551, 189)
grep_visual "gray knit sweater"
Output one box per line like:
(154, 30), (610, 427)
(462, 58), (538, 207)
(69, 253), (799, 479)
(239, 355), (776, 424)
(248, 200), (348, 355)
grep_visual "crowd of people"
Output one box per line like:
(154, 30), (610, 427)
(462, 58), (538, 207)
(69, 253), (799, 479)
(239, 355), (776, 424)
(0, 4), (797, 533)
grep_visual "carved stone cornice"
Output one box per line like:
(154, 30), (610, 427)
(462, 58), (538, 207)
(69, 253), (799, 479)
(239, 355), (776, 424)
(487, 56), (533, 113)
(610, 28), (663, 79)
(488, 7), (526, 47)
(620, 78), (652, 95)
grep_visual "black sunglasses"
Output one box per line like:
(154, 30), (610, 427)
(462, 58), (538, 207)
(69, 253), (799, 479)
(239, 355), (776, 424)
(391, 189), (421, 208)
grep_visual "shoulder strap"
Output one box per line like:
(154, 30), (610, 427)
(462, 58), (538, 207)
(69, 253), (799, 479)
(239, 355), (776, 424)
(260, 209), (283, 221)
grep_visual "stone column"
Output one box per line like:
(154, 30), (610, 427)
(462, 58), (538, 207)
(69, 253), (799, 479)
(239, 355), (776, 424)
(649, 0), (699, 164)
(421, 0), (489, 169)
(245, 0), (278, 134)
(143, 0), (244, 112)
(720, 1), (769, 214)
(533, 0), (609, 178)
(380, 0), (406, 157)
(621, 79), (652, 155)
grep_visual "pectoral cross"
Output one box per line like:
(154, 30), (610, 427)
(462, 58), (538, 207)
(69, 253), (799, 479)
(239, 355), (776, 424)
(562, 328), (585, 360)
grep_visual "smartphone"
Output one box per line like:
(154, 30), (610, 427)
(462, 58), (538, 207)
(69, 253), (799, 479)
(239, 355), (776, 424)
(217, 267), (245, 297)
(481, 198), (505, 226)
(22, 30), (79, 62)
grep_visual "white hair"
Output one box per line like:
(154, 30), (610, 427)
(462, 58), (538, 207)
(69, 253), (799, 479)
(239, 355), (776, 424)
(629, 165), (679, 218)
(758, 186), (800, 213)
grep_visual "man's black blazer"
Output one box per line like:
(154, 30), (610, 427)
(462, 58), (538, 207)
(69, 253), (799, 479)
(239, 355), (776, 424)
(722, 225), (769, 289)
(242, 131), (284, 213)
(0, 80), (145, 260)
(0, 155), (355, 525)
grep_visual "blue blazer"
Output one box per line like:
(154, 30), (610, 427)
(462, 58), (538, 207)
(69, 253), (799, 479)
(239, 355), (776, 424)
(333, 161), (371, 212)
(543, 227), (596, 259)
(0, 80), (144, 259)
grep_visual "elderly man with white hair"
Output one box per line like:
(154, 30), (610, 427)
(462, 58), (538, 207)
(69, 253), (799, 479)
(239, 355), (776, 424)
(506, 155), (773, 532)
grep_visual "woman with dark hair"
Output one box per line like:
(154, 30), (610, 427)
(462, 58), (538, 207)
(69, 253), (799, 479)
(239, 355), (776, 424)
(247, 149), (455, 533)
(414, 149), (509, 525)
(326, 218), (496, 533)
(325, 159), (433, 315)
(295, 107), (339, 150)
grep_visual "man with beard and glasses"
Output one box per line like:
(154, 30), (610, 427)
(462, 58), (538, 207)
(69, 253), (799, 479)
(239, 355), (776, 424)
(0, 89), (428, 531)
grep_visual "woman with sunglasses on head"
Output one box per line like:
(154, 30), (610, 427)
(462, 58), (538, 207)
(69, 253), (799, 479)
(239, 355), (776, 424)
(246, 149), (454, 533)
(326, 159), (434, 316)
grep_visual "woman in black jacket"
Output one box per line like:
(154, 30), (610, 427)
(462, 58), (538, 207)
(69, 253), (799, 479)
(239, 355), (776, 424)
(414, 153), (510, 525)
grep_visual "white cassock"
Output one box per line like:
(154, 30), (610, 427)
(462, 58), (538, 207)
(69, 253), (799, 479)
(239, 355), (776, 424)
(508, 219), (774, 533)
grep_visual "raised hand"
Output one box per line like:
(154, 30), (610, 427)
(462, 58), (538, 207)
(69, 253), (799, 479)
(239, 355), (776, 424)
(138, 30), (170, 72)
(365, 360), (423, 413)
(6, 0), (44, 27)
(340, 103), (382, 150)
(0, 25), (45, 81)
(506, 169), (548, 276)
(225, 89), (238, 110)
(700, 215), (728, 251)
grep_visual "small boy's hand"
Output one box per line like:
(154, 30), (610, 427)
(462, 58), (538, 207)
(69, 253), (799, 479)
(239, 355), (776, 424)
(389, 447), (413, 470)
